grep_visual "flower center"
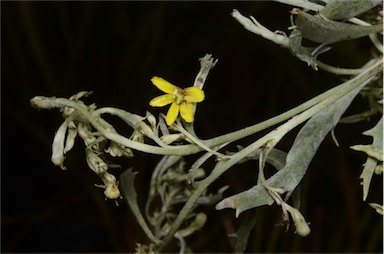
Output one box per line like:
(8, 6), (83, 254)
(173, 88), (185, 104)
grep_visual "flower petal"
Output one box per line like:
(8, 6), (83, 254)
(180, 102), (194, 123)
(166, 102), (180, 126)
(184, 87), (205, 102)
(151, 76), (178, 94)
(149, 94), (174, 107)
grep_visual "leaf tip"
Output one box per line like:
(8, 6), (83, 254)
(215, 198), (235, 210)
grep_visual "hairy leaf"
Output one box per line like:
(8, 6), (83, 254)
(319, 0), (382, 20)
(353, 117), (383, 200)
(216, 77), (372, 216)
(234, 209), (259, 253)
(288, 29), (331, 70)
(120, 168), (160, 244)
(294, 9), (382, 44)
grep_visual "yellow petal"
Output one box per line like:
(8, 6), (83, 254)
(151, 76), (178, 94)
(166, 102), (180, 126)
(149, 94), (174, 107)
(180, 102), (194, 123)
(184, 87), (205, 103)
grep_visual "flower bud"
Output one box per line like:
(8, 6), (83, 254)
(78, 122), (96, 146)
(51, 120), (68, 170)
(130, 129), (145, 143)
(104, 183), (121, 199)
(64, 125), (77, 153)
(146, 111), (157, 129)
(105, 141), (133, 158)
(289, 207), (311, 237)
(85, 149), (108, 174)
(160, 134), (184, 144)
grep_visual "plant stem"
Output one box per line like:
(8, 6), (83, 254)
(30, 59), (382, 158)
(156, 59), (382, 251)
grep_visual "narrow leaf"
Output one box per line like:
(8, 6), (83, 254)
(319, 0), (382, 20)
(356, 117), (383, 200)
(120, 168), (160, 244)
(294, 9), (383, 44)
(217, 76), (372, 216)
(234, 209), (259, 253)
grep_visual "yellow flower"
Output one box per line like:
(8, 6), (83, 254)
(149, 76), (205, 126)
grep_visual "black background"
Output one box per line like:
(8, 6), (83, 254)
(2, 1), (383, 253)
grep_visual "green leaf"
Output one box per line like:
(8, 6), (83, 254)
(288, 29), (331, 69)
(175, 212), (207, 238)
(237, 147), (287, 171)
(319, 0), (382, 20)
(369, 203), (383, 215)
(145, 155), (182, 218)
(216, 76), (371, 216)
(234, 209), (259, 253)
(120, 168), (160, 244)
(350, 144), (383, 161)
(294, 9), (382, 44)
(352, 117), (383, 200)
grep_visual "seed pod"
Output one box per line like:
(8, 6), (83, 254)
(293, 8), (383, 44)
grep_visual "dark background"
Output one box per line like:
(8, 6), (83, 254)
(2, 1), (382, 253)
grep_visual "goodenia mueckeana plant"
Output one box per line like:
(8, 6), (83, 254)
(30, 0), (382, 252)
